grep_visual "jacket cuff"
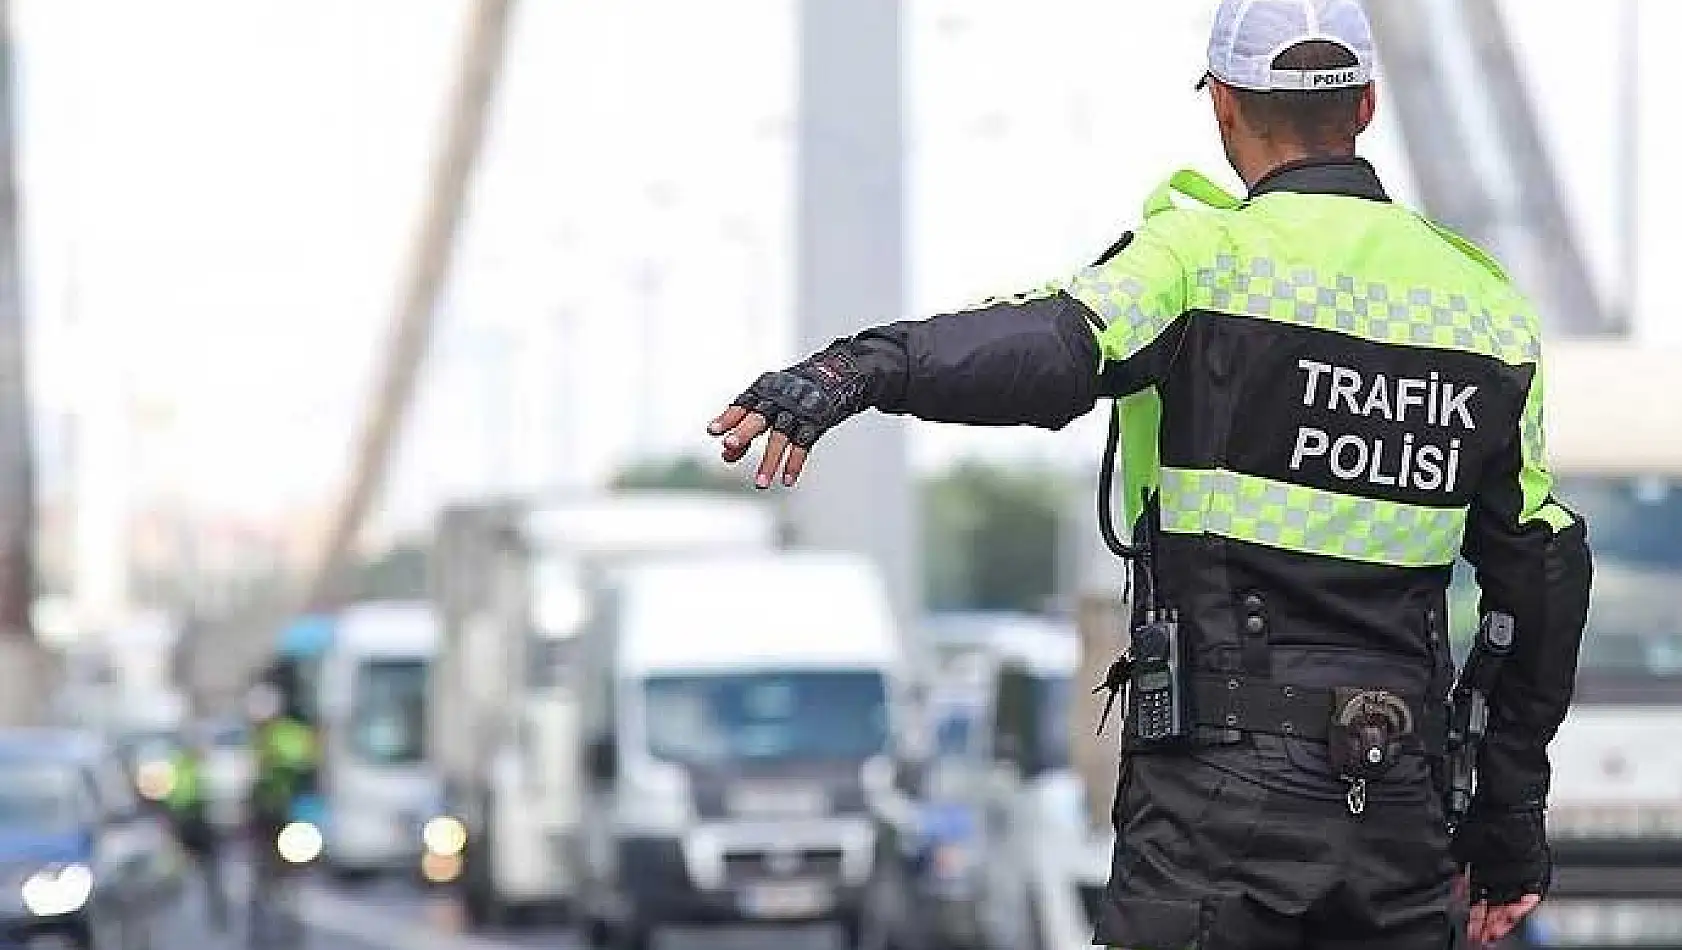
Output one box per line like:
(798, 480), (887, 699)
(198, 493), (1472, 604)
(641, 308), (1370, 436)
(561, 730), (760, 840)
(1474, 728), (1550, 810)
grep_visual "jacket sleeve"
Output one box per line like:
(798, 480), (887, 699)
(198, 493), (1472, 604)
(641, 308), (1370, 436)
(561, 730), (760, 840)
(1460, 351), (1593, 811)
(833, 210), (1210, 429)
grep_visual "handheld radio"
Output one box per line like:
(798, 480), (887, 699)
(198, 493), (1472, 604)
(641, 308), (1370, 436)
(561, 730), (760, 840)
(1126, 607), (1188, 744)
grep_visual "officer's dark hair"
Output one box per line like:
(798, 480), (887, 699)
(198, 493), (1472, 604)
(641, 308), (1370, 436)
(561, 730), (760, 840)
(1230, 40), (1367, 153)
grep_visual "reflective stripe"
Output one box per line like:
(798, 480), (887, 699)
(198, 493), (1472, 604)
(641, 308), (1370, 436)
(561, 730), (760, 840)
(1534, 502), (1575, 533)
(1516, 359), (1572, 531)
(1188, 256), (1540, 365)
(1160, 468), (1467, 568)
(1080, 275), (1158, 346)
(1118, 390), (1162, 529)
(260, 719), (317, 772)
(957, 280), (1061, 312)
(167, 755), (201, 810)
(1072, 205), (1224, 366)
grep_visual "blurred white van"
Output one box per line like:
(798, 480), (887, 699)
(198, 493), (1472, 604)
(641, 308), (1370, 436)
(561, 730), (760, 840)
(572, 552), (913, 950)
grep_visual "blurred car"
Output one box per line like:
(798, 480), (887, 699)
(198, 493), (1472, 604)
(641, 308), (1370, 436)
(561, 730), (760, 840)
(865, 616), (1100, 950)
(0, 729), (186, 950)
(921, 612), (1050, 686)
(965, 621), (1108, 950)
(862, 691), (989, 950)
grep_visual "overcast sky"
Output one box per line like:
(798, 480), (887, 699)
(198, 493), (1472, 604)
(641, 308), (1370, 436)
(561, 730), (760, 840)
(10, 0), (1672, 536)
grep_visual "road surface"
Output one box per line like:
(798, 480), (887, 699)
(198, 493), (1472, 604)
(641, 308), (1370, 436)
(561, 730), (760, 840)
(172, 856), (850, 950)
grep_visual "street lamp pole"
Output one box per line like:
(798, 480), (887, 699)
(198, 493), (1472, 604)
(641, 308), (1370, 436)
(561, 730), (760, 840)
(1619, 0), (1640, 332)
(0, 0), (45, 724)
(794, 0), (918, 628)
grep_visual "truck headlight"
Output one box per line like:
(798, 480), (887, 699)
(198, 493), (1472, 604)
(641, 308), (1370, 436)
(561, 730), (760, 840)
(423, 816), (467, 857)
(421, 851), (463, 884)
(21, 864), (93, 917)
(277, 821), (324, 864)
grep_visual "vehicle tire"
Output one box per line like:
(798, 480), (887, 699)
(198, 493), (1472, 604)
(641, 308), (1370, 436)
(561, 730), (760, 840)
(616, 922), (651, 950)
(463, 800), (511, 931)
(462, 857), (509, 929)
(462, 872), (500, 930)
(849, 892), (892, 950)
(538, 897), (574, 927)
(1023, 890), (1046, 950)
(844, 911), (873, 950)
(73, 912), (115, 950)
(581, 914), (613, 949)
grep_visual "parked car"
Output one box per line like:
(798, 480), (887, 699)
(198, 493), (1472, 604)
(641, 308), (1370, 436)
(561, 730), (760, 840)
(966, 622), (1110, 950)
(0, 729), (187, 949)
(865, 615), (1099, 950)
(860, 689), (989, 950)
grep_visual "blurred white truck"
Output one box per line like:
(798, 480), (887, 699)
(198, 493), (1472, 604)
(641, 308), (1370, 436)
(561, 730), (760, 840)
(429, 492), (779, 929)
(571, 551), (914, 950)
(315, 600), (442, 879)
(1501, 344), (1682, 948)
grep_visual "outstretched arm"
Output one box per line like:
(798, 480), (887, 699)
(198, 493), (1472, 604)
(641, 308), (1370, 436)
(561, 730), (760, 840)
(707, 211), (1212, 487)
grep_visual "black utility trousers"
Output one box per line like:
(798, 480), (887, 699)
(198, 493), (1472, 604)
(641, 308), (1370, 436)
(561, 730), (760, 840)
(1093, 738), (1462, 950)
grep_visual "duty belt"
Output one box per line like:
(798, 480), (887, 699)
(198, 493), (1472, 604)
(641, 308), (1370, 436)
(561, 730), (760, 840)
(1189, 674), (1446, 757)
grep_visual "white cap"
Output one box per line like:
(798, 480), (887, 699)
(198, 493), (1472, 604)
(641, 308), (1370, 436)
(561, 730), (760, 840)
(1202, 0), (1376, 92)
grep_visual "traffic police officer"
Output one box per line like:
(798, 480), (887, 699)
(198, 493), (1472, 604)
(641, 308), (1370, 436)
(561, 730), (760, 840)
(165, 728), (228, 931)
(246, 682), (319, 862)
(705, 0), (1592, 946)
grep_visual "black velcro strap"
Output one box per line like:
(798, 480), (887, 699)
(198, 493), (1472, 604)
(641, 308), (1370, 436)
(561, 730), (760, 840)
(1240, 615), (1271, 678)
(1194, 675), (1332, 742)
(1191, 675), (1445, 755)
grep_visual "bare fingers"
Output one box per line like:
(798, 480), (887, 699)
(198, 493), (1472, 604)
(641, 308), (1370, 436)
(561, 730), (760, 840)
(1467, 894), (1541, 945)
(708, 405), (748, 437)
(1484, 895), (1541, 944)
(1468, 902), (1489, 944)
(755, 430), (791, 489)
(707, 406), (812, 487)
(781, 445), (810, 486)
(716, 411), (769, 465)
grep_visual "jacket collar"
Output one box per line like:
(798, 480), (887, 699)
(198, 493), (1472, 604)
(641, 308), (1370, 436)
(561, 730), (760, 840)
(1248, 156), (1389, 203)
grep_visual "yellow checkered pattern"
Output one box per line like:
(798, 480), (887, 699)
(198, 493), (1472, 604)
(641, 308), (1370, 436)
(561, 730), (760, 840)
(1190, 256), (1540, 366)
(1160, 467), (1468, 568)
